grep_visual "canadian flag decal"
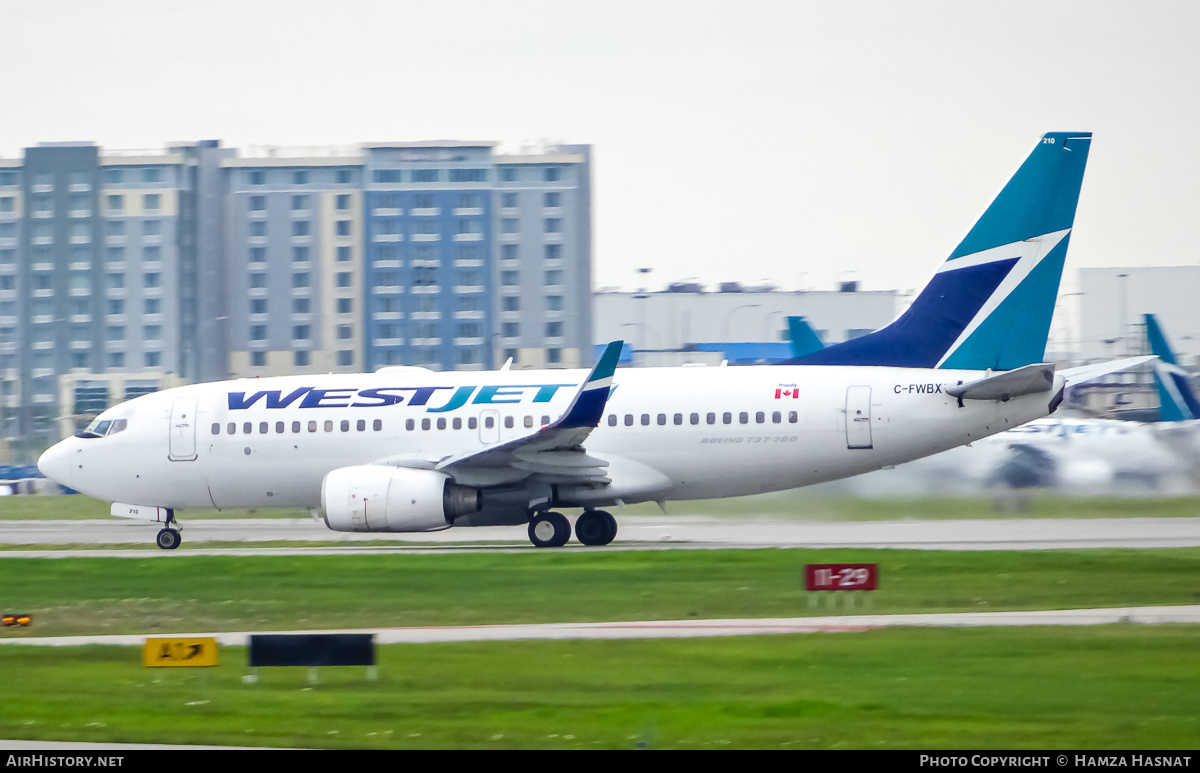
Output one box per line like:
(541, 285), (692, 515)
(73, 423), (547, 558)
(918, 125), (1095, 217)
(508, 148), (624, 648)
(775, 384), (799, 399)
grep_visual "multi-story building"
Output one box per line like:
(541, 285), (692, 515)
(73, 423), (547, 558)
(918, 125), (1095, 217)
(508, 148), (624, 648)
(0, 139), (594, 452)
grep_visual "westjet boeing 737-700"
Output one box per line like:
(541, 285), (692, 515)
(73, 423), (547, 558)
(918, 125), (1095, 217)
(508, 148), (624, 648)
(39, 132), (1129, 549)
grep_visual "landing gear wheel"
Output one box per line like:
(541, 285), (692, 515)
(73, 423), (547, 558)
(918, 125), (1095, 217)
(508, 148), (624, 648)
(528, 511), (571, 548)
(156, 528), (181, 550)
(575, 509), (618, 546)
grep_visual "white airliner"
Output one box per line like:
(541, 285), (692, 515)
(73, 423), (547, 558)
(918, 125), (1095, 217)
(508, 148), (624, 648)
(39, 132), (1126, 549)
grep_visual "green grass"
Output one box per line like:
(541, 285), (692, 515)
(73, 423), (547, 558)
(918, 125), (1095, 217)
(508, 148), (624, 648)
(1, 549), (1198, 638)
(1, 626), (1197, 749)
(4, 490), (1198, 521)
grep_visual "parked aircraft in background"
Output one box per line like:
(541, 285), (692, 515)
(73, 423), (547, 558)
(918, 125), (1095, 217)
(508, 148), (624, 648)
(41, 132), (1121, 548)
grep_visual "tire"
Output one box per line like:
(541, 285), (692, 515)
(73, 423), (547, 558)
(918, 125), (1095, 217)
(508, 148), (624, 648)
(576, 510), (617, 546)
(528, 511), (571, 548)
(156, 528), (181, 550)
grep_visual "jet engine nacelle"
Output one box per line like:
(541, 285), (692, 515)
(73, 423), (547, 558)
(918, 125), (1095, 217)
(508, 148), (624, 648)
(320, 465), (480, 533)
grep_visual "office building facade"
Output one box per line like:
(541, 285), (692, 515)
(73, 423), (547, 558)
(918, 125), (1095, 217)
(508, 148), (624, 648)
(0, 139), (594, 451)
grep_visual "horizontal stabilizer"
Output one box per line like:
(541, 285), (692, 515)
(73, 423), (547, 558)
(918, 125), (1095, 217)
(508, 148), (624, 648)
(1058, 356), (1156, 388)
(946, 363), (1055, 402)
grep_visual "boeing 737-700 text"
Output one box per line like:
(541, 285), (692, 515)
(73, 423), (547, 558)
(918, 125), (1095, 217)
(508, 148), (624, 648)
(39, 132), (1125, 549)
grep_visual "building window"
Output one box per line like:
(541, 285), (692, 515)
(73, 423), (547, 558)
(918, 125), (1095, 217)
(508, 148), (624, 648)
(336, 298), (353, 314)
(337, 350), (353, 367)
(545, 192), (561, 207)
(293, 325), (309, 340)
(293, 245), (309, 263)
(337, 272), (352, 288)
(143, 194), (161, 211)
(293, 170), (308, 185)
(546, 322), (563, 338)
(336, 170), (352, 184)
(292, 272), (310, 288)
(545, 270), (562, 286)
(249, 195), (266, 211)
(291, 194), (309, 210)
(544, 218), (561, 233)
(544, 167), (561, 182)
(413, 169), (439, 183)
(251, 351), (266, 367)
(336, 194), (351, 210)
(294, 350), (310, 367)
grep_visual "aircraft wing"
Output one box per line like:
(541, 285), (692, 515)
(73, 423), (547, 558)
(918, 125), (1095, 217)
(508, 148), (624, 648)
(429, 340), (623, 486)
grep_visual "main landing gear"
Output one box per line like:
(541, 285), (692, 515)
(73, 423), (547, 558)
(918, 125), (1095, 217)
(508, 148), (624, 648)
(155, 509), (182, 551)
(527, 509), (618, 548)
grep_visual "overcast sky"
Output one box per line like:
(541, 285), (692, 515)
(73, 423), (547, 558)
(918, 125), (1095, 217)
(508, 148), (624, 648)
(3, 0), (1198, 296)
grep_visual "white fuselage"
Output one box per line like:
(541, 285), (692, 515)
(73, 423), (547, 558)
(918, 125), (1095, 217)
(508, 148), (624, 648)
(40, 363), (1054, 517)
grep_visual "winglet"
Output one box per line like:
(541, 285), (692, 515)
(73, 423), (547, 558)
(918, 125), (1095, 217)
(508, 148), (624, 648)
(556, 340), (623, 429)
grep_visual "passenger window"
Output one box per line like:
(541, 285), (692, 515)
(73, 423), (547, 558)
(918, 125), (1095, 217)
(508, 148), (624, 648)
(227, 423), (236, 435)
(641, 414), (650, 426)
(755, 412), (765, 424)
(422, 418), (431, 430)
(788, 411), (798, 423)
(468, 417), (478, 430)
(722, 412), (732, 424)
(453, 418), (462, 430)
(292, 421), (301, 433)
(212, 423), (220, 435)
(373, 419), (382, 431)
(437, 418), (447, 430)
(243, 422), (252, 434)
(485, 416), (494, 429)
(624, 414), (633, 426)
(276, 421), (285, 433)
(541, 415), (550, 426)
(707, 413), (715, 425)
(657, 414), (666, 426)
(739, 412), (748, 424)
(524, 416), (534, 428)
(607, 415), (617, 427)
(357, 420), (366, 431)
(772, 412), (781, 424)
(259, 422), (269, 434)
(505, 416), (514, 429)
(341, 420), (350, 432)
(324, 420), (333, 432)
(406, 419), (415, 431)
(674, 414), (683, 425)
(308, 421), (317, 432)
(690, 413), (699, 425)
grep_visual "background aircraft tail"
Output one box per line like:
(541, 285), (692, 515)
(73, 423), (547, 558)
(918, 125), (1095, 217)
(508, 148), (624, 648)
(1146, 314), (1200, 421)
(786, 316), (825, 358)
(791, 132), (1092, 371)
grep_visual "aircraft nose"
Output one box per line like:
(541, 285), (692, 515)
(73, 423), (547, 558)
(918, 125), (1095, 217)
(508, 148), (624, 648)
(37, 441), (72, 486)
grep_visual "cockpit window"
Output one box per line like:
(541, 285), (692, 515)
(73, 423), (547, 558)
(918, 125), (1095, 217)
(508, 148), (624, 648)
(75, 417), (128, 439)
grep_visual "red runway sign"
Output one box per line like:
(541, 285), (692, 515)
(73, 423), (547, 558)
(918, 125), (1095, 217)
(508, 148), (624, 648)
(805, 564), (878, 591)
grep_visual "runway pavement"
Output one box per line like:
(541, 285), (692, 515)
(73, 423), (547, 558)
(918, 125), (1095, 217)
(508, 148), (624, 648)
(2, 515), (1200, 556)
